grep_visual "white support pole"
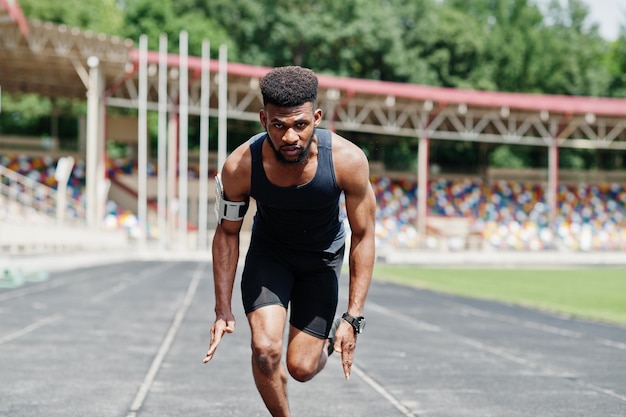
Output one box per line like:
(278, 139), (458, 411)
(157, 34), (168, 249)
(55, 156), (75, 224)
(217, 44), (228, 173)
(197, 39), (211, 251)
(548, 121), (559, 237)
(96, 87), (107, 227)
(178, 31), (189, 250)
(417, 135), (429, 248)
(85, 56), (102, 229)
(138, 34), (149, 248)
(167, 112), (178, 249)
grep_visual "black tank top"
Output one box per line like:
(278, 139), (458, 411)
(249, 128), (346, 253)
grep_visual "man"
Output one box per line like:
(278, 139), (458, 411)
(203, 65), (376, 417)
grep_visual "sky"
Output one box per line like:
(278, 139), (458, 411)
(582, 0), (624, 40)
(542, 0), (625, 40)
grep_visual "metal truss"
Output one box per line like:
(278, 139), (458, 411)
(2, 8), (625, 151)
(0, 19), (132, 98)
(106, 71), (626, 150)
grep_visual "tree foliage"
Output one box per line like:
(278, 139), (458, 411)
(18, 0), (124, 35)
(13, 0), (625, 96)
(4, 0), (626, 170)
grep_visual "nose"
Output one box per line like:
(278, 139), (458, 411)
(282, 128), (299, 145)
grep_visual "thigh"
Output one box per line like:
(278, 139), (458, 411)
(289, 246), (345, 339)
(241, 241), (294, 315)
(247, 304), (288, 349)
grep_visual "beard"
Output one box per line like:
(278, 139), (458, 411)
(266, 129), (315, 165)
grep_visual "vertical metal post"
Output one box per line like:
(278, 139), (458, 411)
(178, 31), (189, 250)
(548, 121), (559, 238)
(137, 34), (148, 248)
(417, 135), (429, 248)
(85, 56), (102, 229)
(217, 44), (228, 173)
(55, 156), (75, 224)
(157, 34), (168, 249)
(197, 39), (211, 250)
(167, 112), (178, 249)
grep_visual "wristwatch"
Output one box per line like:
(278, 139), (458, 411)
(342, 312), (366, 334)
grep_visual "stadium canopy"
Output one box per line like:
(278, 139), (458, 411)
(2, 0), (626, 245)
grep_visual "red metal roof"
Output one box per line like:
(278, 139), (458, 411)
(130, 49), (626, 118)
(0, 0), (28, 35)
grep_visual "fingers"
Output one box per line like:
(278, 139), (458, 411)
(202, 334), (221, 363)
(338, 331), (357, 380)
(202, 320), (234, 364)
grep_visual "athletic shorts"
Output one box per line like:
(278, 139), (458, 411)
(241, 240), (345, 339)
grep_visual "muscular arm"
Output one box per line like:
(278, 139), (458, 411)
(204, 145), (251, 363)
(332, 135), (376, 379)
(342, 147), (376, 318)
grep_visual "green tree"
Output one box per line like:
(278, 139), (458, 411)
(606, 20), (626, 98)
(18, 0), (124, 34)
(121, 0), (235, 58)
(535, 0), (611, 96)
(387, 0), (489, 88)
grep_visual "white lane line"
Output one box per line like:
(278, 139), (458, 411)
(578, 381), (626, 402)
(91, 263), (181, 304)
(453, 303), (584, 337)
(597, 338), (626, 350)
(0, 264), (128, 302)
(368, 303), (441, 332)
(0, 276), (85, 302)
(368, 300), (626, 402)
(449, 301), (626, 351)
(352, 363), (420, 417)
(126, 263), (205, 417)
(372, 299), (575, 376)
(0, 313), (62, 345)
(90, 280), (130, 303)
(0, 263), (168, 303)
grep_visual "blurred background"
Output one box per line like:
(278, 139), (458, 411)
(2, 0), (626, 261)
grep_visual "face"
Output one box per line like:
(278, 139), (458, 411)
(260, 102), (322, 164)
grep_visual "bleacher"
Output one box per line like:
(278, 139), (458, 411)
(0, 154), (127, 254)
(372, 174), (626, 251)
(2, 152), (626, 252)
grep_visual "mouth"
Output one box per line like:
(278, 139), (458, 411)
(281, 145), (301, 158)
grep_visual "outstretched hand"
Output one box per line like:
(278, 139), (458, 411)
(332, 321), (357, 380)
(203, 315), (235, 363)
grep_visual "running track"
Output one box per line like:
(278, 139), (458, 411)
(1, 257), (625, 417)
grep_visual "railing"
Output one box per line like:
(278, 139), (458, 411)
(0, 164), (130, 255)
(0, 163), (85, 224)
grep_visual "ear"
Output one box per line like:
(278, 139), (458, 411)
(313, 108), (323, 127)
(259, 109), (267, 129)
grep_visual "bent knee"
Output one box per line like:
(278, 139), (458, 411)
(251, 339), (282, 374)
(287, 359), (318, 382)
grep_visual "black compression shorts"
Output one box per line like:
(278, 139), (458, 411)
(241, 241), (345, 339)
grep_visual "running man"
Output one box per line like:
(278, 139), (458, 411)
(203, 65), (376, 417)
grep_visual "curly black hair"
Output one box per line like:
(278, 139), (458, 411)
(260, 66), (318, 107)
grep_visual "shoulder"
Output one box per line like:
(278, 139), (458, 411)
(330, 132), (368, 171)
(220, 139), (253, 200)
(330, 132), (370, 189)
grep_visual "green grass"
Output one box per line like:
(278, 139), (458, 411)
(373, 265), (626, 325)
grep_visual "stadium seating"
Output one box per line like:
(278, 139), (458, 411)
(2, 154), (625, 251)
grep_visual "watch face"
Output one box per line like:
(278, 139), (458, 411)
(357, 318), (366, 333)
(343, 313), (366, 333)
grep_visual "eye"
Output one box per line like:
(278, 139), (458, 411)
(272, 123), (284, 129)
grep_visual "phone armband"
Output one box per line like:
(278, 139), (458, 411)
(215, 174), (248, 224)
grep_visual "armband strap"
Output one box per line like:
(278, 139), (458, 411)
(215, 174), (249, 224)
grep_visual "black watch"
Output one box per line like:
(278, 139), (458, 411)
(342, 312), (366, 334)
